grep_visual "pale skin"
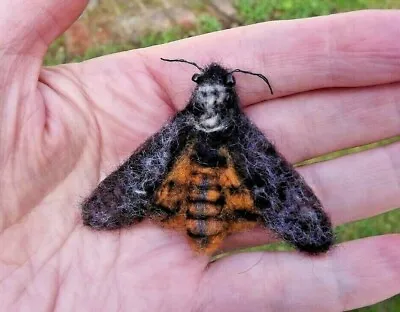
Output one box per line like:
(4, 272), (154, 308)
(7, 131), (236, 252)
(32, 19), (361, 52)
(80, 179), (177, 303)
(0, 0), (399, 310)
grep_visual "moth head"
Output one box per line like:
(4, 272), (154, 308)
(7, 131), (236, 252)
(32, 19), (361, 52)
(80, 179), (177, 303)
(191, 63), (236, 89)
(189, 63), (240, 133)
(160, 58), (273, 133)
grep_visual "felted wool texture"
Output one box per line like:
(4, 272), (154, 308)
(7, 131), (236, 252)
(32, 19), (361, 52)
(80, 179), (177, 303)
(81, 113), (191, 229)
(82, 61), (334, 255)
(227, 113), (333, 253)
(153, 145), (260, 255)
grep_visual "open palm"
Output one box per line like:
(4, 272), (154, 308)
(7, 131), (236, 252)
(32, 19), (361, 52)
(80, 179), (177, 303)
(1, 1), (399, 311)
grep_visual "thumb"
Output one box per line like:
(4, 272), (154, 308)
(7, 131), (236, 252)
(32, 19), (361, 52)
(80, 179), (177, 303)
(0, 0), (88, 155)
(0, 0), (88, 226)
(0, 0), (87, 61)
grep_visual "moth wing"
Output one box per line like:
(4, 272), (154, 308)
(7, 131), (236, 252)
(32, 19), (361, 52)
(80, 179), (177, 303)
(228, 113), (333, 253)
(82, 113), (190, 230)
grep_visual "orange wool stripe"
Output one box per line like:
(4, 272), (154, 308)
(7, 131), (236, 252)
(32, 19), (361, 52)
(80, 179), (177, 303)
(187, 202), (222, 217)
(186, 219), (225, 236)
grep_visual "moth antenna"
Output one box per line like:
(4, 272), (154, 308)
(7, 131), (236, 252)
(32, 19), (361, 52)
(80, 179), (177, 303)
(229, 69), (273, 95)
(161, 58), (204, 71)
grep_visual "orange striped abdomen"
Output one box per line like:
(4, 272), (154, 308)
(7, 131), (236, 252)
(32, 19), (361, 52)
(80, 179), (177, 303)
(154, 146), (260, 255)
(185, 171), (227, 247)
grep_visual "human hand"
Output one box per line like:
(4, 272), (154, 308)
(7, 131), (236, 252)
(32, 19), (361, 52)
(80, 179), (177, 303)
(0, 1), (399, 310)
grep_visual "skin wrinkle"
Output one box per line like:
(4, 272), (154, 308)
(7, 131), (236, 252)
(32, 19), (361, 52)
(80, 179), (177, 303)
(336, 237), (400, 310)
(0, 225), (41, 282)
(4, 123), (85, 229)
(104, 233), (123, 283)
(142, 56), (178, 112)
(34, 3), (63, 49)
(69, 234), (118, 307)
(5, 215), (79, 306)
(113, 234), (125, 312)
(38, 71), (93, 150)
(10, 260), (34, 309)
(378, 238), (400, 287)
(14, 85), (44, 156)
(333, 253), (354, 311)
(95, 257), (121, 311)
(211, 251), (344, 312)
(1, 34), (44, 60)
(194, 267), (217, 312)
(1, 141), (78, 232)
(315, 257), (343, 312)
(97, 81), (171, 153)
(385, 143), (400, 189)
(1, 90), (90, 290)
(263, 255), (286, 312)
(296, 99), (321, 160)
(270, 254), (287, 312)
(114, 69), (160, 115)
(323, 252), (345, 312)
(3, 80), (23, 159)
(15, 230), (63, 310)
(112, 242), (204, 311)
(39, 68), (94, 134)
(48, 256), (61, 312)
(56, 250), (75, 302)
(396, 82), (400, 115)
(325, 14), (337, 87)
(89, 85), (141, 155)
(73, 84), (104, 183)
(105, 82), (153, 120)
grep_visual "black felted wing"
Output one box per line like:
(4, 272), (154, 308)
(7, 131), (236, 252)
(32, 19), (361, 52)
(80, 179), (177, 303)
(82, 112), (191, 230)
(228, 112), (334, 254)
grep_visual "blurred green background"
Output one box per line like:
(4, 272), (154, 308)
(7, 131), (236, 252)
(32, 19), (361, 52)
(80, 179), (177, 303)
(45, 1), (400, 311)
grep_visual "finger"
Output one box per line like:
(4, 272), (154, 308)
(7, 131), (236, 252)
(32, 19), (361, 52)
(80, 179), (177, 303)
(0, 0), (87, 64)
(246, 82), (400, 163)
(74, 39), (400, 165)
(200, 235), (400, 312)
(302, 140), (400, 226)
(0, 1), (87, 232)
(221, 141), (400, 251)
(138, 10), (400, 108)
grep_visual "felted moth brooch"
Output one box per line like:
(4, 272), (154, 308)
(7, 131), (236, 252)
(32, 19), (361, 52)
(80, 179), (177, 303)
(82, 58), (334, 255)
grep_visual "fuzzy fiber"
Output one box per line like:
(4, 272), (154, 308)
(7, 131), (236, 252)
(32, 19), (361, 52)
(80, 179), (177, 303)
(82, 61), (333, 255)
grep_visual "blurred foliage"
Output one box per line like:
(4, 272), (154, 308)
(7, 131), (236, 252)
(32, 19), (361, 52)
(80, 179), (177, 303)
(235, 0), (369, 23)
(44, 0), (400, 65)
(44, 0), (400, 310)
(44, 36), (66, 65)
(138, 27), (184, 48)
(196, 14), (223, 33)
